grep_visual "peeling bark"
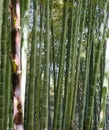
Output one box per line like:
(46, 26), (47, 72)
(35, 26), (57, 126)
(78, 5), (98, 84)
(10, 0), (23, 130)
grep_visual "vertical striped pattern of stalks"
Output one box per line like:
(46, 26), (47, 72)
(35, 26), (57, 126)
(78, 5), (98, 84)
(70, 0), (82, 126)
(80, 1), (94, 129)
(34, 1), (44, 129)
(99, 39), (109, 129)
(41, 0), (50, 129)
(62, 0), (74, 129)
(10, 0), (23, 129)
(0, 0), (8, 129)
(26, 0), (38, 129)
(53, 0), (68, 129)
(0, 0), (109, 129)
(39, 1), (45, 130)
(85, 1), (109, 129)
(71, 0), (87, 127)
(4, 18), (12, 129)
(66, 2), (77, 130)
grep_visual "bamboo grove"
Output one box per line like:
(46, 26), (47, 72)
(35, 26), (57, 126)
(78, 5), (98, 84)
(0, 0), (109, 130)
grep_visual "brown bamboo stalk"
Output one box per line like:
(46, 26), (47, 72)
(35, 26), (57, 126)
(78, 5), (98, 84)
(10, 0), (23, 130)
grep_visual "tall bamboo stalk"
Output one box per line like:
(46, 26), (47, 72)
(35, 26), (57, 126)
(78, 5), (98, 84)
(39, 1), (45, 130)
(0, 0), (8, 129)
(4, 18), (12, 129)
(99, 39), (109, 129)
(80, 1), (95, 129)
(27, 0), (38, 129)
(34, 1), (44, 129)
(53, 0), (68, 129)
(62, 1), (74, 129)
(85, 1), (109, 129)
(0, 0), (3, 47)
(10, 0), (24, 129)
(41, 0), (50, 129)
(71, 0), (87, 128)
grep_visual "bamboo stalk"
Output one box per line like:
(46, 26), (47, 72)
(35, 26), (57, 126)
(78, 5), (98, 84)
(62, 1), (74, 129)
(10, 0), (24, 129)
(53, 0), (69, 129)
(26, 0), (38, 129)
(85, 1), (109, 129)
(0, 0), (8, 129)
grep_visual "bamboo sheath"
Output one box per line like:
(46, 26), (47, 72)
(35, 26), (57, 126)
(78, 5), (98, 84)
(10, 0), (23, 130)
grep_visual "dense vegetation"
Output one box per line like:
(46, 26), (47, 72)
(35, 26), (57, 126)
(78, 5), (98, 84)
(0, 0), (109, 130)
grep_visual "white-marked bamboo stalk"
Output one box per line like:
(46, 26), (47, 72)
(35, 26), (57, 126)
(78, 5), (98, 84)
(21, 0), (30, 118)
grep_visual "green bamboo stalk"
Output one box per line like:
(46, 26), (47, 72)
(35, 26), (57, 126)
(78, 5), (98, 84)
(87, 38), (96, 129)
(99, 39), (109, 129)
(41, 0), (50, 129)
(99, 87), (107, 129)
(88, 33), (95, 129)
(66, 1), (81, 129)
(85, 1), (109, 129)
(20, 0), (24, 19)
(50, 0), (57, 108)
(24, 60), (30, 130)
(8, 97), (14, 130)
(4, 19), (12, 129)
(80, 2), (95, 129)
(48, 74), (52, 130)
(70, 0), (87, 128)
(0, 0), (9, 129)
(57, 84), (63, 130)
(27, 0), (38, 129)
(53, 0), (69, 129)
(34, 2), (43, 129)
(39, 1), (45, 130)
(51, 21), (56, 86)
(0, 0), (3, 48)
(51, 19), (56, 107)
(62, 1), (74, 129)
(4, 55), (11, 129)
